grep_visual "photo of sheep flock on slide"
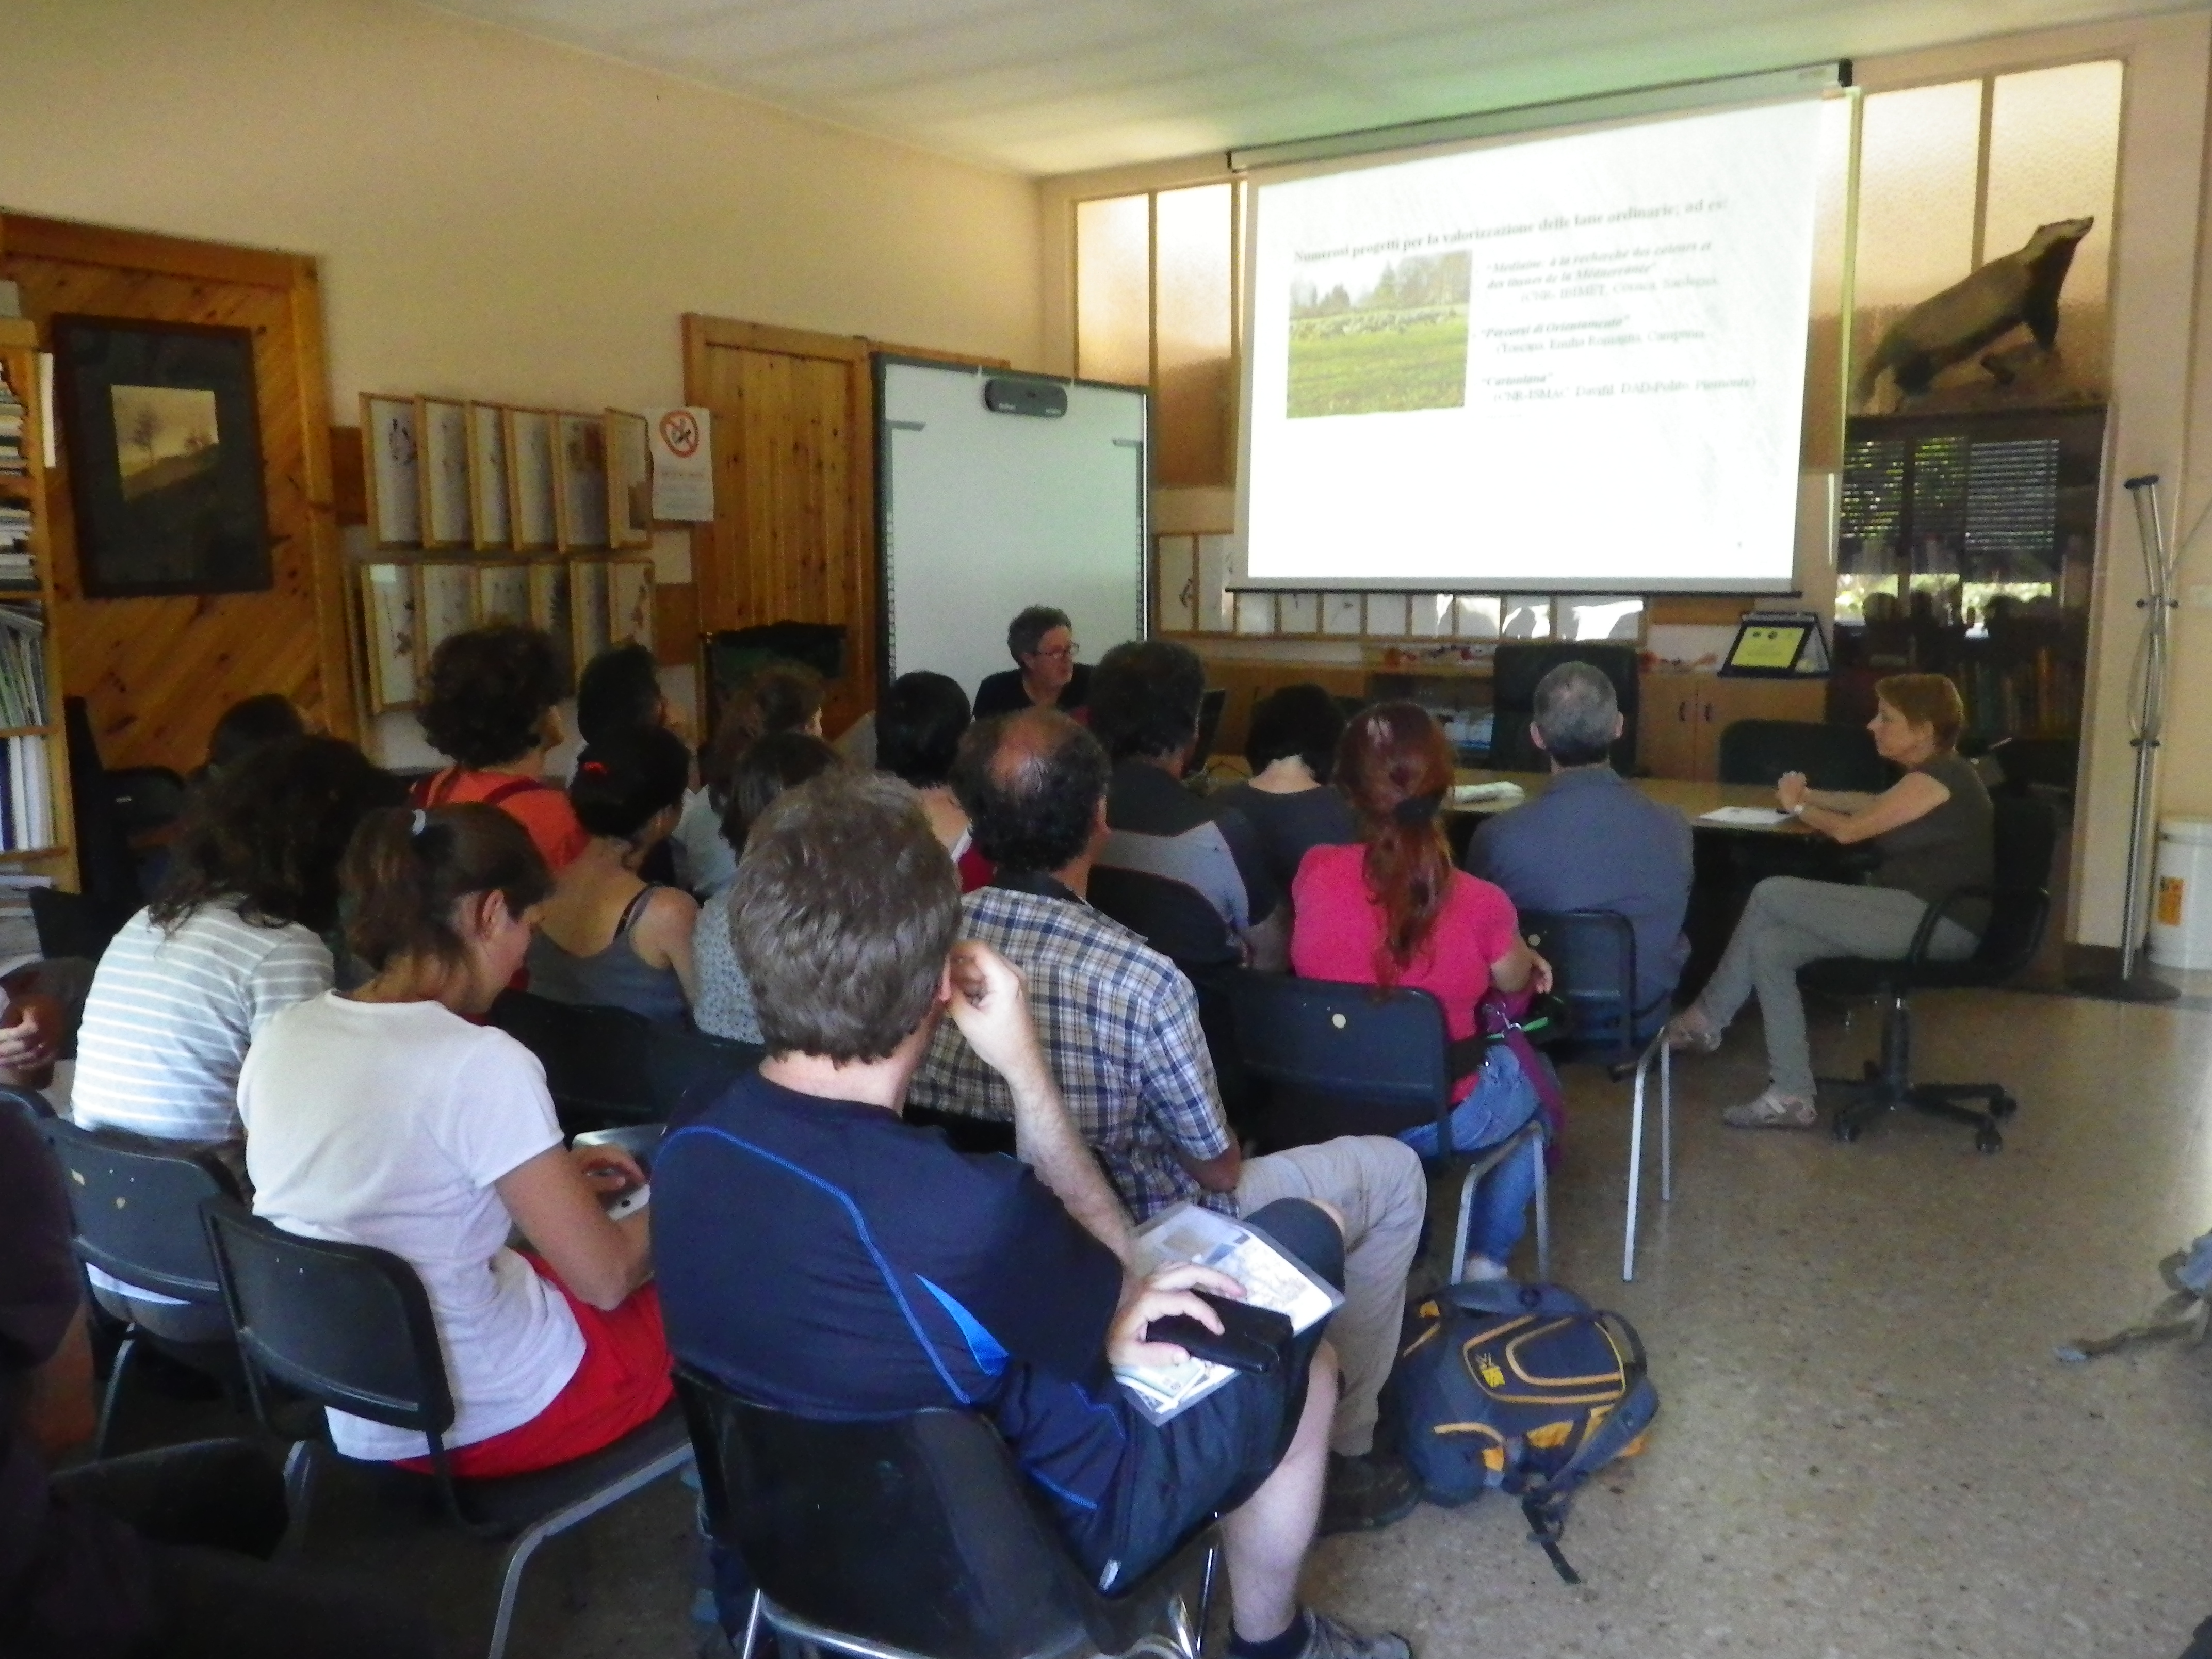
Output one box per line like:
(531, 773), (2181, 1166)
(1286, 248), (1472, 418)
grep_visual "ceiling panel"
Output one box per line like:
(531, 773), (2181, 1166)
(428, 0), (2182, 174)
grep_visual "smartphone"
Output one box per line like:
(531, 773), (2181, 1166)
(1145, 1290), (1292, 1374)
(605, 1183), (650, 1221)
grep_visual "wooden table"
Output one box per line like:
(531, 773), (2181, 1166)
(1448, 769), (1817, 835)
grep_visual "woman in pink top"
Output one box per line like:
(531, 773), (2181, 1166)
(1290, 702), (1550, 1280)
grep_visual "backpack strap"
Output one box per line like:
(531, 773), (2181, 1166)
(476, 774), (557, 808)
(1441, 1278), (1592, 1320)
(411, 770), (555, 810)
(1509, 1309), (1657, 1584)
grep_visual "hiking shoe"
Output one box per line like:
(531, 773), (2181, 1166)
(1295, 1608), (1414, 1659)
(1721, 1087), (1817, 1130)
(1320, 1450), (1421, 1536)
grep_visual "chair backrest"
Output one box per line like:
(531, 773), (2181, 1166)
(1973, 793), (2060, 974)
(488, 990), (760, 1129)
(201, 1200), (453, 1436)
(676, 1368), (1103, 1659)
(1518, 909), (1637, 1062)
(0, 1083), (55, 1123)
(40, 1119), (241, 1303)
(1086, 866), (1239, 972)
(1192, 686), (1228, 769)
(704, 624), (847, 738)
(30, 886), (135, 964)
(1489, 643), (1639, 773)
(108, 766), (190, 837)
(1717, 719), (1891, 792)
(1227, 972), (1449, 1147)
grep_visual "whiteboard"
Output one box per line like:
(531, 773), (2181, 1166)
(877, 360), (1148, 708)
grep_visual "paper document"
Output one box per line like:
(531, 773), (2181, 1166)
(1113, 1202), (1342, 1425)
(1451, 781), (1525, 806)
(1699, 806), (1791, 827)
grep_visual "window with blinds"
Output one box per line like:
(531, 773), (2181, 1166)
(1841, 431), (2060, 578)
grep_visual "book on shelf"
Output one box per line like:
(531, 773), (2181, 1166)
(0, 363), (23, 476)
(0, 734), (53, 853)
(0, 611), (47, 730)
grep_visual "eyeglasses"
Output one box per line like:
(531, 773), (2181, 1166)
(1027, 643), (1079, 661)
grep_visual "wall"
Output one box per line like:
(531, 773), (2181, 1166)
(1041, 11), (2212, 949)
(0, 0), (1045, 764)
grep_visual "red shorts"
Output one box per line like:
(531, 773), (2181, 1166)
(398, 1254), (672, 1480)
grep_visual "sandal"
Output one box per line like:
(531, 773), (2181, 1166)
(1664, 1008), (1722, 1054)
(1721, 1088), (1818, 1130)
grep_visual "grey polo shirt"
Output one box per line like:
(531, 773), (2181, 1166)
(1465, 765), (1693, 1028)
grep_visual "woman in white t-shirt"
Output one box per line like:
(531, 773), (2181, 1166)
(71, 736), (403, 1336)
(239, 802), (666, 1476)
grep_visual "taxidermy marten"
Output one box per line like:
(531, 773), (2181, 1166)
(1856, 216), (2094, 403)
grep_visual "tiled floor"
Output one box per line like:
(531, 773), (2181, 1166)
(120, 980), (2212, 1657)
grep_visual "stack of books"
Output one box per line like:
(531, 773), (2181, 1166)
(0, 733), (54, 852)
(0, 505), (31, 590)
(0, 609), (46, 729)
(0, 872), (51, 975)
(0, 362), (23, 477)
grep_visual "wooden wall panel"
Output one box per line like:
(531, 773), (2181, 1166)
(0, 214), (352, 771)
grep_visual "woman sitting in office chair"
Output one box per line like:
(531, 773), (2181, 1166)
(1288, 702), (1551, 1282)
(1667, 672), (1993, 1130)
(239, 804), (667, 1477)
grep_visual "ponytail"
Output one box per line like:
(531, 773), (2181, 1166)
(343, 802), (552, 972)
(1334, 702), (1456, 985)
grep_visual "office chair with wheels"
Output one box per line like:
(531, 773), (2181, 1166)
(1489, 643), (1639, 773)
(1226, 972), (1551, 1282)
(1799, 793), (2059, 1151)
(1518, 910), (1676, 1282)
(200, 1201), (691, 1659)
(39, 1119), (245, 1455)
(675, 1365), (1221, 1659)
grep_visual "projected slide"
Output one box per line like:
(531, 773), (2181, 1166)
(1242, 99), (1825, 591)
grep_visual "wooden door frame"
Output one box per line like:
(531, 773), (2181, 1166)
(0, 212), (357, 740)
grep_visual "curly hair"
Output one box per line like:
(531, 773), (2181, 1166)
(151, 736), (407, 936)
(418, 626), (567, 769)
(1088, 639), (1204, 763)
(952, 710), (1109, 874)
(1335, 702), (1457, 985)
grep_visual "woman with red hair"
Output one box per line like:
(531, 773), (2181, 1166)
(1289, 703), (1551, 1281)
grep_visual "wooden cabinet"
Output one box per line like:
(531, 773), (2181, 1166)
(1639, 672), (1829, 782)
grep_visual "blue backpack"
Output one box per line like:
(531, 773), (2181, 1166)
(1393, 1279), (1658, 1583)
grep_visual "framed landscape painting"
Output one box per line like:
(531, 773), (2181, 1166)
(52, 316), (275, 596)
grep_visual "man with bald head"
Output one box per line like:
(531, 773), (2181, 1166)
(907, 708), (1427, 1537)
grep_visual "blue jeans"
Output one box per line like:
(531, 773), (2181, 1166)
(1396, 1045), (1542, 1264)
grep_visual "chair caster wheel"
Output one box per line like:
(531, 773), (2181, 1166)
(1990, 1095), (2018, 1121)
(1975, 1127), (2003, 1154)
(1833, 1118), (1860, 1144)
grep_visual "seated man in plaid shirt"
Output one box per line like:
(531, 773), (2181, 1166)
(907, 709), (1427, 1535)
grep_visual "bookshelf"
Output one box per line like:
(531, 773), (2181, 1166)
(0, 317), (78, 888)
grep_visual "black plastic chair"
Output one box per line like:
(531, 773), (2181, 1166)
(675, 1364), (1219, 1659)
(0, 1081), (54, 1121)
(1799, 793), (2059, 1151)
(1518, 910), (1677, 1282)
(200, 1201), (692, 1659)
(39, 1118), (245, 1455)
(108, 765), (190, 838)
(30, 886), (137, 964)
(1086, 867), (1256, 1131)
(1226, 973), (1549, 1280)
(1717, 719), (1891, 792)
(486, 990), (761, 1131)
(1489, 643), (1639, 773)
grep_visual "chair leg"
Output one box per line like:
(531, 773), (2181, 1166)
(485, 1519), (554, 1659)
(1449, 1165), (1475, 1285)
(92, 1332), (137, 1460)
(737, 1590), (764, 1659)
(277, 1440), (317, 1562)
(1660, 1040), (1673, 1205)
(1623, 1061), (1646, 1284)
(1532, 1131), (1551, 1284)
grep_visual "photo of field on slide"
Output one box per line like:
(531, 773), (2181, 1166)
(1287, 249), (1472, 418)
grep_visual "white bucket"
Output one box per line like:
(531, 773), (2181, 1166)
(2149, 819), (2212, 970)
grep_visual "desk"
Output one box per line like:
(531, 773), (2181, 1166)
(1448, 769), (1816, 835)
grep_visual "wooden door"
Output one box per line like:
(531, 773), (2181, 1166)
(685, 317), (875, 736)
(1639, 670), (1702, 780)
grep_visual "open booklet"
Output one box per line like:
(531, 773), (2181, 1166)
(1112, 1202), (1344, 1425)
(1698, 805), (1792, 827)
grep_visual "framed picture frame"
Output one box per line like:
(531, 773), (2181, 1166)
(503, 409), (557, 552)
(360, 562), (418, 711)
(47, 316), (275, 596)
(606, 556), (655, 650)
(361, 393), (422, 549)
(467, 402), (512, 550)
(414, 562), (477, 673)
(553, 413), (609, 551)
(1322, 593), (1364, 636)
(473, 562), (531, 628)
(527, 560), (572, 685)
(417, 397), (471, 549)
(605, 410), (652, 549)
(570, 559), (610, 664)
